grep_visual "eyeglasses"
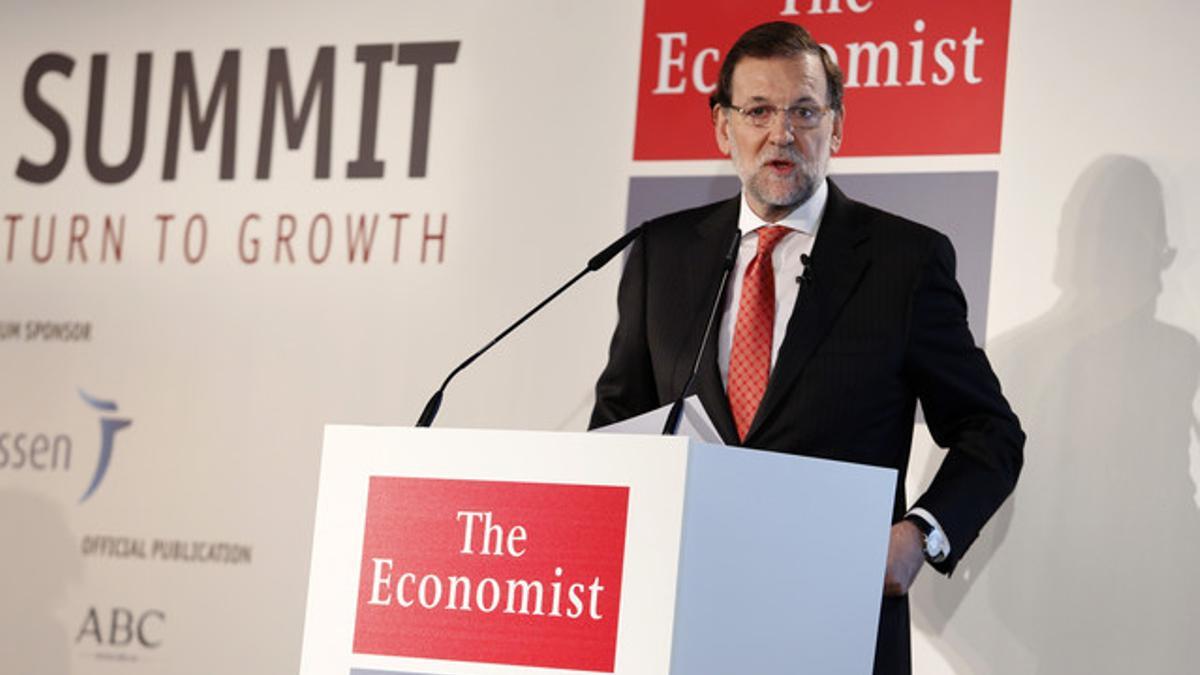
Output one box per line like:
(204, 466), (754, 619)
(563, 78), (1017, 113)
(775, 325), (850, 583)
(726, 103), (831, 129)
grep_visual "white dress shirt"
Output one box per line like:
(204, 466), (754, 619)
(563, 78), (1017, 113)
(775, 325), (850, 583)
(718, 179), (827, 388)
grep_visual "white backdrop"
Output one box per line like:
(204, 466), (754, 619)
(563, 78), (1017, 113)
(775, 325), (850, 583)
(1, 1), (1198, 673)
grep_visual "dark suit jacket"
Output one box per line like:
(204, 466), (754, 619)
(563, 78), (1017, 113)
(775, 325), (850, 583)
(589, 181), (1024, 675)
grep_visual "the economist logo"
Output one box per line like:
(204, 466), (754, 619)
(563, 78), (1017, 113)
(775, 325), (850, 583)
(635, 0), (1012, 159)
(353, 477), (630, 671)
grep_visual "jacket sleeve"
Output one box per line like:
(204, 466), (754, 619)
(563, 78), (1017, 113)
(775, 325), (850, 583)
(905, 232), (1025, 574)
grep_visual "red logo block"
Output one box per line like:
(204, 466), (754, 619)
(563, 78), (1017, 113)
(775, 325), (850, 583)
(353, 477), (630, 671)
(634, 0), (1012, 159)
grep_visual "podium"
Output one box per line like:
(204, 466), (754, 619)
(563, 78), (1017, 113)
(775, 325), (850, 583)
(300, 426), (895, 674)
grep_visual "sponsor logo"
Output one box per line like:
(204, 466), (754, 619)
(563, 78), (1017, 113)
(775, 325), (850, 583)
(353, 477), (630, 672)
(77, 390), (131, 502)
(634, 0), (1012, 159)
(0, 389), (131, 503)
(76, 606), (165, 659)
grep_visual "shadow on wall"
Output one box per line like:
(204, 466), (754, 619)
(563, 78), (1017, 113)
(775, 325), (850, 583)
(0, 489), (79, 675)
(911, 155), (1200, 673)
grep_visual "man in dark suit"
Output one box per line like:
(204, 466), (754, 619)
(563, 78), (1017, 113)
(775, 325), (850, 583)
(590, 21), (1024, 675)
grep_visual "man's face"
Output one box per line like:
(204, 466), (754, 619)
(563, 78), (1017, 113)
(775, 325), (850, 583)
(715, 52), (843, 222)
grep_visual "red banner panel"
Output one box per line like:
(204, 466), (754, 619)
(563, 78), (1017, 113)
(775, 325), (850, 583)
(634, 0), (1012, 159)
(353, 477), (630, 671)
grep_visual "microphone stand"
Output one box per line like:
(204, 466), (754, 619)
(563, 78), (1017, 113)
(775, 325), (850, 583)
(415, 225), (643, 428)
(661, 229), (741, 435)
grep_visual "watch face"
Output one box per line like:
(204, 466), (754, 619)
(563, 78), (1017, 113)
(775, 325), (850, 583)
(925, 530), (947, 559)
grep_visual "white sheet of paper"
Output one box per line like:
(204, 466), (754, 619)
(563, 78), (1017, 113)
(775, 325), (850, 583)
(593, 395), (724, 445)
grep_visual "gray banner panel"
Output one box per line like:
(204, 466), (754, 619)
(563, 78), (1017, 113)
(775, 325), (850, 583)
(626, 172), (999, 344)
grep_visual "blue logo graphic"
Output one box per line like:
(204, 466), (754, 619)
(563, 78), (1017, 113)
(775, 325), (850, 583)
(78, 390), (132, 503)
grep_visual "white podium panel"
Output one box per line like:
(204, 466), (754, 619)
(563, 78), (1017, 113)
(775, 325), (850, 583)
(300, 426), (894, 675)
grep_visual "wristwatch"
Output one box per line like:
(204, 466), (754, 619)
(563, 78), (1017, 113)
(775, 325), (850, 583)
(904, 514), (948, 563)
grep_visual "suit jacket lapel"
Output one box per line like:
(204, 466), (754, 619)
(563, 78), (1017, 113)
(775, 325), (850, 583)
(745, 181), (872, 442)
(696, 315), (739, 445)
(686, 198), (741, 445)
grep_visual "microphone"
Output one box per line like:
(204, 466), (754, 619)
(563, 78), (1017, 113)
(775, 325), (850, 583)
(661, 228), (742, 435)
(415, 225), (645, 428)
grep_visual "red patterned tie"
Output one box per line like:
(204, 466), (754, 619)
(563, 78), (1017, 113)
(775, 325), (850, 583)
(727, 225), (791, 441)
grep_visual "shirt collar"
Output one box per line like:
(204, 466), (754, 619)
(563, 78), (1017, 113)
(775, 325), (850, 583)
(736, 178), (828, 237)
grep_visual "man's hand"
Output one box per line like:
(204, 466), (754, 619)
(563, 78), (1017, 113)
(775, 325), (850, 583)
(883, 520), (925, 596)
